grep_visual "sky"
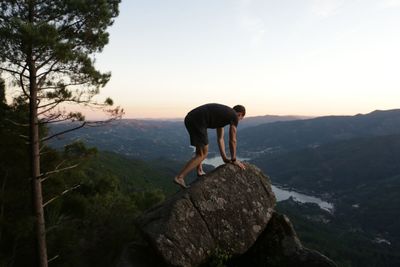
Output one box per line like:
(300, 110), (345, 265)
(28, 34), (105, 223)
(91, 0), (400, 119)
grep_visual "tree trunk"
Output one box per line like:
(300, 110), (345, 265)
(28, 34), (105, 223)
(30, 71), (48, 267)
(28, 39), (48, 267)
(0, 171), (8, 243)
(0, 171), (7, 243)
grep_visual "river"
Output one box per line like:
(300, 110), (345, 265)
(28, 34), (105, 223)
(203, 156), (334, 213)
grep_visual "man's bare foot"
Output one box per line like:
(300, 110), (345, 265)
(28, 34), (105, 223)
(197, 171), (206, 177)
(173, 176), (188, 189)
(232, 160), (246, 170)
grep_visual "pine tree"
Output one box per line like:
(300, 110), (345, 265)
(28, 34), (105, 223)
(0, 1), (122, 266)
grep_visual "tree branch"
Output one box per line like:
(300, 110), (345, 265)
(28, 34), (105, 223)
(38, 101), (62, 115)
(38, 99), (63, 109)
(19, 63), (30, 98)
(38, 78), (93, 91)
(41, 122), (86, 142)
(37, 58), (59, 86)
(0, 66), (29, 79)
(40, 163), (79, 182)
(48, 255), (59, 263)
(38, 97), (93, 111)
(40, 117), (75, 124)
(43, 184), (80, 207)
(19, 134), (29, 140)
(5, 119), (29, 127)
(39, 113), (63, 123)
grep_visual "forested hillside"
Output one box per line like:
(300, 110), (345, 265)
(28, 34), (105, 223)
(49, 120), (192, 161)
(0, 100), (166, 266)
(238, 109), (400, 155)
(252, 133), (400, 267)
(252, 134), (400, 193)
(277, 199), (400, 267)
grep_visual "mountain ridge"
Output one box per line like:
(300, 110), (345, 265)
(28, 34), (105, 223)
(239, 109), (400, 155)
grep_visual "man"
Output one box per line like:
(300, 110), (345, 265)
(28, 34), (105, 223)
(174, 103), (246, 188)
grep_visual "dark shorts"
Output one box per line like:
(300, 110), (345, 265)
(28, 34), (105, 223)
(184, 114), (208, 147)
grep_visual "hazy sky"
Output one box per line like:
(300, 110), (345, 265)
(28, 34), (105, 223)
(92, 0), (400, 119)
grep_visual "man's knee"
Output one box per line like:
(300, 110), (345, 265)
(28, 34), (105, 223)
(196, 145), (208, 159)
(201, 146), (208, 159)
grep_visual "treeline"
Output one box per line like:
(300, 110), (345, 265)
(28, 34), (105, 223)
(0, 89), (164, 266)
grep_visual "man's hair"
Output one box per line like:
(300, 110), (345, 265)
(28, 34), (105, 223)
(233, 105), (246, 116)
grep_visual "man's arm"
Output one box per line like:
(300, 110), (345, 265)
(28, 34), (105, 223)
(229, 125), (246, 169)
(229, 125), (237, 160)
(217, 128), (230, 163)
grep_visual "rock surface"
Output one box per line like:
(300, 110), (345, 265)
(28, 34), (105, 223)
(137, 163), (276, 267)
(230, 212), (337, 267)
(134, 163), (336, 267)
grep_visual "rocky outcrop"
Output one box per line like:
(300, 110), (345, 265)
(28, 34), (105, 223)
(134, 163), (336, 267)
(137, 163), (275, 267)
(230, 212), (337, 267)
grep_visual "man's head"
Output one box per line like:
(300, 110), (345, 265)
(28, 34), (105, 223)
(233, 105), (246, 120)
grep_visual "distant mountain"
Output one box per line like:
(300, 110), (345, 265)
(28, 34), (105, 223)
(238, 109), (400, 156)
(251, 133), (400, 194)
(239, 114), (310, 129)
(49, 109), (400, 160)
(251, 133), (400, 255)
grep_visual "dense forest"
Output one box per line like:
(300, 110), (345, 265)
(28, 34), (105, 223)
(0, 95), (165, 266)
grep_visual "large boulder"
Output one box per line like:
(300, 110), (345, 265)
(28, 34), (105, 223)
(133, 163), (337, 267)
(136, 163), (276, 267)
(230, 212), (337, 267)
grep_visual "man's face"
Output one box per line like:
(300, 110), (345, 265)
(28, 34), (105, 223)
(237, 112), (245, 121)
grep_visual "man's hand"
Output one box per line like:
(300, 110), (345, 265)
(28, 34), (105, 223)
(232, 160), (246, 170)
(222, 157), (231, 163)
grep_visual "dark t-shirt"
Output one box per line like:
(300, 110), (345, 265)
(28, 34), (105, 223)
(187, 103), (238, 129)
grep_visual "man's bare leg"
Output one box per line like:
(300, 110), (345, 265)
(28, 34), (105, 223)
(196, 147), (206, 176)
(174, 145), (208, 188)
(197, 164), (205, 176)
